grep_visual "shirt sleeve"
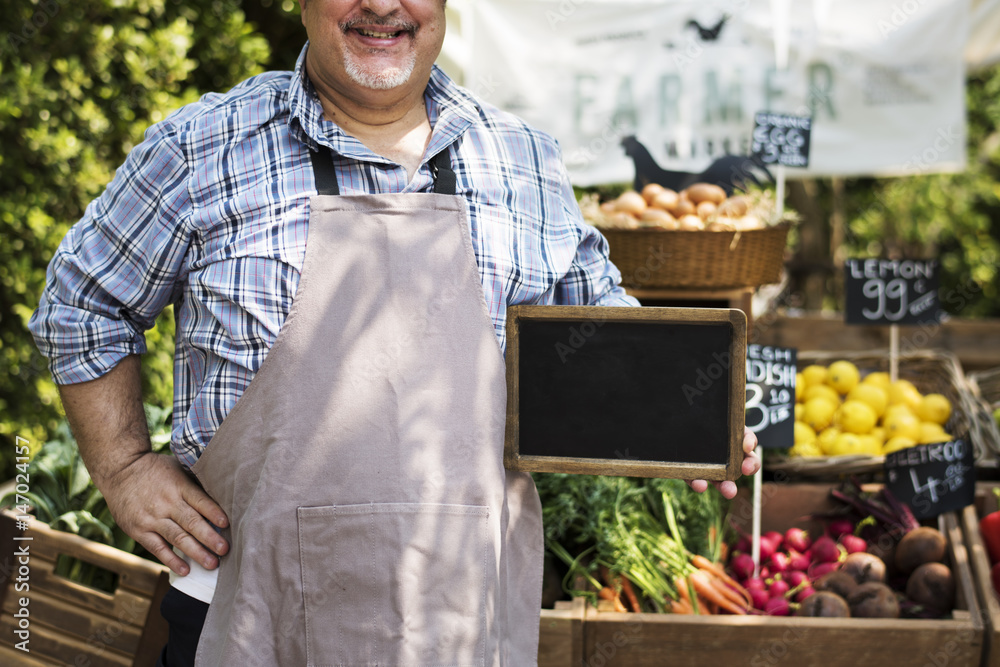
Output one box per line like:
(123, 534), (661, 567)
(28, 121), (192, 385)
(551, 165), (640, 308)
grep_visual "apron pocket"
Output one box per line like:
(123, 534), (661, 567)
(297, 503), (491, 667)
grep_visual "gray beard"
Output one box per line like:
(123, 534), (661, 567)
(343, 49), (417, 90)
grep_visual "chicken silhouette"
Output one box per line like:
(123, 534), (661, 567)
(620, 135), (772, 195)
(686, 14), (730, 41)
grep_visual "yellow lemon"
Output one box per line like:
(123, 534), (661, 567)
(802, 365), (828, 389)
(802, 397), (838, 432)
(916, 393), (952, 425)
(884, 409), (921, 441)
(795, 403), (804, 422)
(862, 371), (891, 390)
(857, 435), (883, 456)
(847, 383), (888, 417)
(794, 421), (817, 446)
(795, 373), (805, 402)
(817, 427), (841, 454)
(826, 360), (861, 395)
(836, 400), (878, 435)
(918, 422), (953, 445)
(888, 379), (923, 411)
(804, 384), (842, 406)
(870, 426), (886, 445)
(790, 442), (824, 458)
(829, 433), (865, 457)
(883, 436), (918, 454)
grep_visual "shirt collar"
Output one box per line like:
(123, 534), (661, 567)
(287, 42), (481, 163)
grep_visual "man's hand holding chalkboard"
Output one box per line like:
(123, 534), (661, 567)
(687, 426), (760, 499)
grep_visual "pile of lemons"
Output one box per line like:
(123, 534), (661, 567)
(790, 360), (955, 458)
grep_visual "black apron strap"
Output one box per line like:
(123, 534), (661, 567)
(309, 145), (456, 196)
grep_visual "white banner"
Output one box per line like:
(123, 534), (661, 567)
(452, 0), (969, 185)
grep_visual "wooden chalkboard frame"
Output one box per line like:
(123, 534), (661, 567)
(504, 305), (747, 481)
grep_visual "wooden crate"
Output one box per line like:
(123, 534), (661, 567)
(961, 483), (1000, 667)
(0, 509), (170, 666)
(538, 598), (585, 667)
(542, 483), (984, 666)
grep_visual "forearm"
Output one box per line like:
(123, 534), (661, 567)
(57, 354), (151, 490)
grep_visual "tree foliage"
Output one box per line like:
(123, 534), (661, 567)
(0, 0), (270, 476)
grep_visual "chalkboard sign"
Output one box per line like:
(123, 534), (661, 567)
(745, 345), (797, 448)
(504, 305), (746, 481)
(845, 258), (941, 325)
(751, 112), (812, 168)
(884, 440), (975, 520)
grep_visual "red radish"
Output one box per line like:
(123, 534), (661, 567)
(827, 518), (854, 540)
(735, 535), (751, 554)
(765, 597), (791, 616)
(768, 578), (790, 599)
(784, 528), (811, 553)
(795, 586), (816, 603)
(729, 553), (755, 581)
(769, 552), (790, 574)
(840, 534), (868, 554)
(759, 535), (780, 562)
(759, 565), (772, 580)
(811, 536), (841, 564)
(808, 561), (839, 580)
(785, 570), (809, 588)
(788, 549), (811, 572)
(749, 588), (770, 610)
(744, 577), (766, 592)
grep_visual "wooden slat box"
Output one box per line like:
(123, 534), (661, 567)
(540, 483), (984, 666)
(0, 509), (170, 666)
(960, 483), (1000, 667)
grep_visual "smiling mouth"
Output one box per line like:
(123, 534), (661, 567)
(355, 28), (407, 39)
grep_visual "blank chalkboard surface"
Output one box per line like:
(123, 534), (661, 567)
(504, 305), (746, 480)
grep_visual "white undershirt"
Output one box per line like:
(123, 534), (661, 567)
(168, 548), (219, 603)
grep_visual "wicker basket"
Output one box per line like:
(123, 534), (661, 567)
(767, 349), (982, 479)
(968, 367), (1000, 457)
(602, 222), (791, 289)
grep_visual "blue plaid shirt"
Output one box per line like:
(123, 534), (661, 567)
(29, 44), (637, 468)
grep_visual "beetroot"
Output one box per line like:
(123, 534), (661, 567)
(788, 549), (811, 572)
(814, 571), (857, 600)
(765, 597), (791, 616)
(729, 553), (755, 581)
(840, 552), (887, 585)
(796, 591), (850, 617)
(784, 527), (811, 553)
(812, 536), (841, 564)
(847, 582), (900, 618)
(840, 534), (868, 554)
(895, 527), (947, 576)
(827, 518), (854, 540)
(906, 562), (955, 612)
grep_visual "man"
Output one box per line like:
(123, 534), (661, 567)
(30, 1), (760, 665)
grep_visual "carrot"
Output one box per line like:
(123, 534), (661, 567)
(688, 570), (747, 615)
(619, 574), (642, 613)
(670, 598), (693, 614)
(598, 586), (628, 613)
(690, 555), (752, 608)
(675, 575), (701, 615)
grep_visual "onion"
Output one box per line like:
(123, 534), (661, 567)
(640, 182), (665, 204)
(614, 191), (647, 216)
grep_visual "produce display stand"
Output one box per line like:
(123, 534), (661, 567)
(969, 368), (1000, 460)
(961, 483), (1000, 667)
(0, 509), (170, 666)
(767, 348), (984, 479)
(539, 483), (984, 666)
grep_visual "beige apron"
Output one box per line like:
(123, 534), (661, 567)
(189, 146), (543, 666)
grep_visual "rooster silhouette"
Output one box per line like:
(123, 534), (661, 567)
(686, 14), (730, 41)
(620, 135), (772, 195)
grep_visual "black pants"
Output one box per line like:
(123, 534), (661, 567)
(155, 587), (210, 667)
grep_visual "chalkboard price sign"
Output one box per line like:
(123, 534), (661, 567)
(751, 112), (812, 168)
(845, 258), (941, 325)
(745, 345), (797, 449)
(884, 439), (975, 520)
(504, 305), (747, 481)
